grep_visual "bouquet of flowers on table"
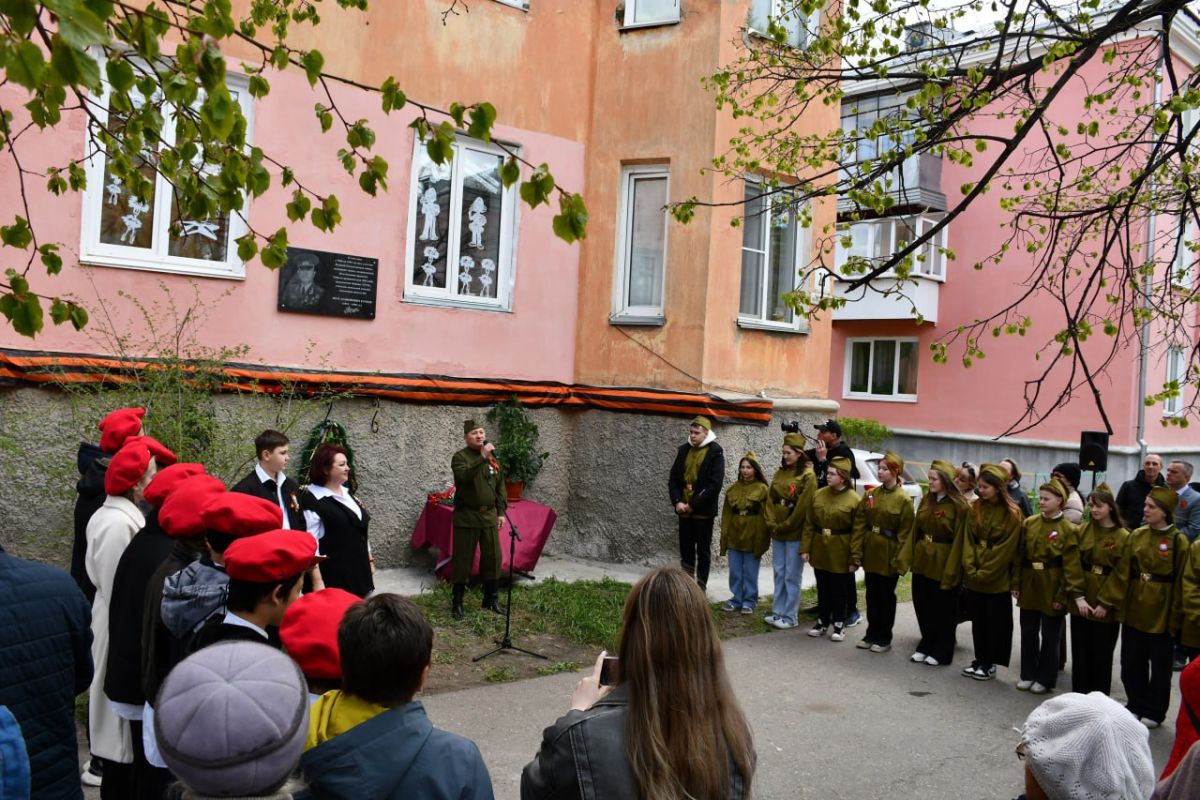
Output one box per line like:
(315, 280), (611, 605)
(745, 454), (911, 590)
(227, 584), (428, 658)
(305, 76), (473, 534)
(426, 485), (456, 506)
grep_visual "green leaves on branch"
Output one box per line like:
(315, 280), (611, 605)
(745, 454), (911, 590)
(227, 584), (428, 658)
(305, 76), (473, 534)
(552, 193), (589, 244)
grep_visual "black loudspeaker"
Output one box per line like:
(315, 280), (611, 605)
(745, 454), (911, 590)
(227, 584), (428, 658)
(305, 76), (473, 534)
(1079, 431), (1109, 472)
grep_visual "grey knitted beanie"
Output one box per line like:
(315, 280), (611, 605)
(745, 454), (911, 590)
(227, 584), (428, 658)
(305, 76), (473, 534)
(1023, 691), (1154, 800)
(155, 641), (309, 797)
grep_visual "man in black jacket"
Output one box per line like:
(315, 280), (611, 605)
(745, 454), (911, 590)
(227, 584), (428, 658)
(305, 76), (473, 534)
(668, 416), (725, 590)
(1117, 453), (1166, 529)
(0, 544), (93, 800)
(231, 429), (307, 532)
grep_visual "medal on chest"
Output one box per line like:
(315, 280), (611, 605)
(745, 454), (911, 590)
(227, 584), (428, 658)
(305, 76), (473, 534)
(1047, 529), (1058, 541)
(1158, 538), (1171, 558)
(865, 493), (876, 509)
(1102, 538), (1116, 552)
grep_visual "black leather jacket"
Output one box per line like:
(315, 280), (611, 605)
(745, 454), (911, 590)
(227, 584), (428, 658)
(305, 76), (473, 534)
(520, 685), (750, 800)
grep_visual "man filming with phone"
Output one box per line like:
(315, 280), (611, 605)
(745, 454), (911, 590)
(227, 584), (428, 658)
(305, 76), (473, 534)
(450, 420), (506, 620)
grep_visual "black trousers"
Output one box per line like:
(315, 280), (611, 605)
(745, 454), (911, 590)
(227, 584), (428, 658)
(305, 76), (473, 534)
(864, 572), (899, 645)
(678, 516), (714, 589)
(129, 719), (173, 800)
(968, 590), (1013, 668)
(1070, 616), (1121, 695)
(99, 757), (134, 800)
(1121, 624), (1174, 723)
(912, 574), (957, 663)
(1019, 610), (1063, 688)
(844, 572), (860, 615)
(815, 568), (849, 627)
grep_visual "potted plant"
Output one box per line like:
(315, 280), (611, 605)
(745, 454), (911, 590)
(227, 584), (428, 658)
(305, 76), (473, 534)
(485, 394), (549, 500)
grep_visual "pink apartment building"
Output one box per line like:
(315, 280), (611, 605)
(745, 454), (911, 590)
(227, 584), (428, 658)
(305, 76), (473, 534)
(830, 18), (1200, 483)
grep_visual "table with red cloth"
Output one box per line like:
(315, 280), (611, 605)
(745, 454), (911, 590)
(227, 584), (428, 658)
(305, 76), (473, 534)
(411, 498), (557, 580)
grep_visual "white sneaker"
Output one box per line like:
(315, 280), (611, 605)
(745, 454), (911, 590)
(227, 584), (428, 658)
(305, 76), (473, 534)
(923, 655), (940, 666)
(855, 639), (872, 649)
(1141, 718), (1161, 730)
(830, 626), (846, 642)
(807, 624), (827, 637)
(773, 618), (798, 630)
(1016, 680), (1034, 691)
(870, 643), (892, 653)
(763, 613), (780, 624)
(911, 651), (927, 663)
(1030, 682), (1050, 695)
(81, 760), (103, 788)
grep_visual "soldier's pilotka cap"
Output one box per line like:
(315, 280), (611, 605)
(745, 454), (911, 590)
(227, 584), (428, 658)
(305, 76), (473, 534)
(1149, 485), (1180, 516)
(882, 451), (905, 473)
(691, 415), (712, 431)
(464, 418), (484, 434)
(1039, 477), (1070, 503)
(1089, 481), (1115, 502)
(828, 456), (853, 474)
(783, 432), (806, 449)
(980, 463), (1008, 484)
(929, 459), (956, 480)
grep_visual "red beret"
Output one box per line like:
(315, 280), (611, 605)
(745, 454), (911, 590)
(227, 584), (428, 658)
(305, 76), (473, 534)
(280, 588), (361, 680)
(98, 407), (145, 453)
(142, 463), (205, 508)
(159, 476), (226, 537)
(201, 493), (283, 538)
(123, 435), (178, 467)
(223, 529), (323, 583)
(104, 443), (152, 496)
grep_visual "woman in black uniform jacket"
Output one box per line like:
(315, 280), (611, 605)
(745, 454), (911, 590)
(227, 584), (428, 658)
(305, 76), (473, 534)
(301, 444), (374, 597)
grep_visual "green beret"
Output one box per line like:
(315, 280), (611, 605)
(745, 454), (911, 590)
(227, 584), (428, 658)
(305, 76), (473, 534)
(980, 463), (1008, 484)
(882, 451), (904, 472)
(1039, 478), (1069, 503)
(783, 433), (806, 450)
(463, 419), (483, 435)
(1149, 485), (1180, 516)
(691, 416), (712, 431)
(828, 456), (853, 474)
(930, 459), (956, 479)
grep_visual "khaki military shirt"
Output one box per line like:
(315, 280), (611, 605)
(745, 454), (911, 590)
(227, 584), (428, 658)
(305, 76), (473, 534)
(1126, 524), (1187, 635)
(1014, 514), (1083, 616)
(720, 480), (770, 558)
(766, 465), (816, 542)
(451, 446), (506, 527)
(1073, 520), (1130, 623)
(962, 502), (1023, 595)
(801, 486), (865, 573)
(900, 494), (968, 590)
(861, 482), (915, 577)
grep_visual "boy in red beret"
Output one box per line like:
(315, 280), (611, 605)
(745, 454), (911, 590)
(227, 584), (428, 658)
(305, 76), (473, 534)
(190, 530), (323, 652)
(280, 588), (362, 703)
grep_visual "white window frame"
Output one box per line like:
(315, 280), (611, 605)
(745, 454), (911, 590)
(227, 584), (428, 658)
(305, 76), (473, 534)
(843, 336), (920, 402)
(835, 214), (948, 281)
(403, 133), (518, 311)
(622, 0), (680, 28)
(1164, 346), (1186, 417)
(748, 0), (818, 50)
(493, 0), (529, 10)
(611, 165), (669, 325)
(1174, 216), (1195, 289)
(737, 179), (810, 333)
(79, 67), (254, 280)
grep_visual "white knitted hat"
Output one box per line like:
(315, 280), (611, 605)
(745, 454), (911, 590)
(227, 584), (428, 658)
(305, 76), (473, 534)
(1022, 692), (1154, 800)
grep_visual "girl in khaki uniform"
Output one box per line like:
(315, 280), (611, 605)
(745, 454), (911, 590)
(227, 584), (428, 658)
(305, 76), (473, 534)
(1013, 478), (1084, 694)
(1069, 483), (1130, 696)
(764, 434), (816, 630)
(899, 459), (969, 667)
(961, 464), (1023, 681)
(858, 451), (914, 653)
(719, 452), (770, 614)
(1123, 486), (1187, 727)
(801, 456), (866, 642)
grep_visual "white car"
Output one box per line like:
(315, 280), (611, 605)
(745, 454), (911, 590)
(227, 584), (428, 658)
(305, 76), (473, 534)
(851, 448), (924, 508)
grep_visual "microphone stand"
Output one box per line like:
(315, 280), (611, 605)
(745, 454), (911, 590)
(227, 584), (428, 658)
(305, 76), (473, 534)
(474, 512), (547, 662)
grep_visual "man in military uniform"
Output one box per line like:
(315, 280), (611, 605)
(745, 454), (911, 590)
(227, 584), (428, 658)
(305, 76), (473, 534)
(450, 419), (506, 619)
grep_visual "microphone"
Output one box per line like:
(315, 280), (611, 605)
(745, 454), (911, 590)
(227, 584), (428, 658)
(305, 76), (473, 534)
(482, 439), (500, 471)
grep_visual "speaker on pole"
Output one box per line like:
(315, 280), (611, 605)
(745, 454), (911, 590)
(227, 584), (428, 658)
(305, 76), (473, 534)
(1079, 431), (1109, 472)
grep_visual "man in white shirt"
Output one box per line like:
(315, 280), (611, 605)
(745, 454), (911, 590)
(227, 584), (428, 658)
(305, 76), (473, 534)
(232, 429), (308, 533)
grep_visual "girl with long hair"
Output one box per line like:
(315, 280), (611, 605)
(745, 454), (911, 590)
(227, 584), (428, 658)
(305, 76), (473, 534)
(521, 567), (756, 800)
(802, 456), (865, 642)
(764, 434), (816, 630)
(857, 451), (915, 653)
(720, 453), (771, 614)
(899, 459), (969, 667)
(1012, 478), (1083, 695)
(1123, 487), (1188, 728)
(1069, 483), (1130, 695)
(960, 464), (1023, 681)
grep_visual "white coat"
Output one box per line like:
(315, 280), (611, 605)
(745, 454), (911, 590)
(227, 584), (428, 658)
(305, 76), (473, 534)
(85, 494), (144, 763)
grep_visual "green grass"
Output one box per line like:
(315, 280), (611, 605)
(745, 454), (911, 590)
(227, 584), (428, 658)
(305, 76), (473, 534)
(536, 660), (582, 676)
(483, 666), (517, 683)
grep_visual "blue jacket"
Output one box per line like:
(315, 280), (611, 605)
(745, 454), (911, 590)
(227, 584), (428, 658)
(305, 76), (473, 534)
(297, 701), (494, 800)
(0, 545), (93, 800)
(1176, 484), (1200, 542)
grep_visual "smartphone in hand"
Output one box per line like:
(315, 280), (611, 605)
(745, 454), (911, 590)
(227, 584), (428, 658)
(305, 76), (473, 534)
(598, 656), (619, 686)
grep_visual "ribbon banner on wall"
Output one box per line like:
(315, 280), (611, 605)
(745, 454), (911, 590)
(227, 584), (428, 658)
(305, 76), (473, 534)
(0, 348), (774, 426)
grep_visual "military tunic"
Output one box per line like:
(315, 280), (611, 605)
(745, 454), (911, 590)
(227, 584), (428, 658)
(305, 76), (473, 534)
(901, 494), (968, 591)
(766, 465), (816, 541)
(1014, 514), (1083, 616)
(861, 483), (915, 577)
(1126, 525), (1188, 635)
(450, 446), (506, 583)
(720, 480), (770, 558)
(801, 486), (866, 573)
(1073, 521), (1131, 621)
(962, 503), (1022, 595)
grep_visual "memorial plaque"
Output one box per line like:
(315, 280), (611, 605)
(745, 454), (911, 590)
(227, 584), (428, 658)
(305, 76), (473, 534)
(277, 247), (377, 319)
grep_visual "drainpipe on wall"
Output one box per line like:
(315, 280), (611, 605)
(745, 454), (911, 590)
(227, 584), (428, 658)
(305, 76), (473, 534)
(1137, 34), (1168, 465)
